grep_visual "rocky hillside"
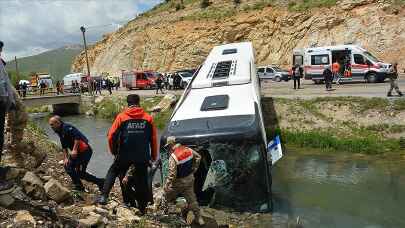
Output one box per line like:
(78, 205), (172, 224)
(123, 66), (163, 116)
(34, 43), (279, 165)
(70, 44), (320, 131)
(71, 0), (405, 76)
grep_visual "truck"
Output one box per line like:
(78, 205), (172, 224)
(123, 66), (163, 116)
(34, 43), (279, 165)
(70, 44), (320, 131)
(121, 70), (157, 90)
(30, 73), (53, 90)
(293, 44), (393, 83)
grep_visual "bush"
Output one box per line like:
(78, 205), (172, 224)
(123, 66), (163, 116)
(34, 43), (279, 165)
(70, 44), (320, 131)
(175, 3), (184, 10)
(234, 0), (241, 5)
(200, 0), (210, 8)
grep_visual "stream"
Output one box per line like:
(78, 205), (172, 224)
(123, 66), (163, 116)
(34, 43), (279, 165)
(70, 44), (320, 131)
(31, 115), (405, 228)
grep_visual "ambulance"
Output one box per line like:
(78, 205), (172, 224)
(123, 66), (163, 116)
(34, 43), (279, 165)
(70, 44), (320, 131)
(293, 44), (393, 83)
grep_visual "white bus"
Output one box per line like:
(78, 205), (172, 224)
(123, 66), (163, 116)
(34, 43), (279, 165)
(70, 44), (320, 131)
(293, 44), (393, 83)
(160, 42), (272, 211)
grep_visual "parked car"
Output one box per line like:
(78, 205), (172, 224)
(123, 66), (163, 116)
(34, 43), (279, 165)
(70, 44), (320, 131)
(257, 66), (290, 82)
(176, 71), (194, 88)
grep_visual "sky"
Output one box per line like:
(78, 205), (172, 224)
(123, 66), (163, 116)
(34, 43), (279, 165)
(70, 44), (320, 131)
(0, 0), (162, 61)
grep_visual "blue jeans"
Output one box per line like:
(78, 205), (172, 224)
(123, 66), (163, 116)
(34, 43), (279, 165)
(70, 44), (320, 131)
(64, 148), (101, 189)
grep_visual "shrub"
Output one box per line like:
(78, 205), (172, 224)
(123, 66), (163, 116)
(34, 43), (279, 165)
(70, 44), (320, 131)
(200, 0), (210, 8)
(234, 0), (241, 5)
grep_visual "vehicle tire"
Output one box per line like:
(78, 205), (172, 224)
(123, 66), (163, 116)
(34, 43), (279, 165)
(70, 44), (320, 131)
(366, 72), (377, 83)
(145, 85), (150, 90)
(182, 81), (187, 88)
(314, 80), (320, 84)
(274, 76), (281, 82)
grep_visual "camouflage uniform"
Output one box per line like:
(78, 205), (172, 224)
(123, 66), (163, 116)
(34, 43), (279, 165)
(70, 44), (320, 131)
(161, 144), (202, 218)
(5, 89), (45, 168)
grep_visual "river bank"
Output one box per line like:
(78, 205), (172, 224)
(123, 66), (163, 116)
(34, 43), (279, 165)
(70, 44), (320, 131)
(90, 95), (405, 154)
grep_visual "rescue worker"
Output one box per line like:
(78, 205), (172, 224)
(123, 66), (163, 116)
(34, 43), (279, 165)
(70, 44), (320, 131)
(96, 94), (158, 214)
(323, 65), (333, 91)
(293, 64), (303, 90)
(160, 136), (205, 226)
(155, 75), (164, 94)
(332, 60), (341, 85)
(49, 116), (104, 191)
(387, 63), (403, 97)
(5, 95), (46, 169)
(0, 40), (16, 192)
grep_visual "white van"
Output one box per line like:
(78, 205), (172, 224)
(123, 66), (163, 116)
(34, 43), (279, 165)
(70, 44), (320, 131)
(63, 73), (83, 90)
(160, 42), (272, 211)
(293, 44), (393, 83)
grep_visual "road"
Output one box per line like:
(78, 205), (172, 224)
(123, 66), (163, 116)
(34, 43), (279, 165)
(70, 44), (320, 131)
(86, 74), (405, 99)
(261, 75), (405, 99)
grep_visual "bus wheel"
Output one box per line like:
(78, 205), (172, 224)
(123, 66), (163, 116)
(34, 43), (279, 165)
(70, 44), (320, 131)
(366, 72), (377, 83)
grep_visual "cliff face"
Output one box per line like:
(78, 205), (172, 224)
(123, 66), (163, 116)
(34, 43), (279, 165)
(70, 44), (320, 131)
(71, 0), (405, 76)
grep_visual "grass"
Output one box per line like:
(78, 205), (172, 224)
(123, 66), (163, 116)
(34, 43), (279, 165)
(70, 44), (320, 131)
(288, 0), (337, 11)
(26, 105), (50, 113)
(273, 129), (401, 154)
(182, 6), (237, 21)
(93, 96), (173, 129)
(242, 0), (274, 11)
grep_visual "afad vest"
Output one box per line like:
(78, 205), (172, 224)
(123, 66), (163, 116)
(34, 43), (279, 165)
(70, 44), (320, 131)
(171, 145), (193, 178)
(118, 118), (153, 163)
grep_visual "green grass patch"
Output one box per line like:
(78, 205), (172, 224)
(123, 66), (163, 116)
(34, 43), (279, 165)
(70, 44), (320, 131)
(288, 0), (337, 11)
(242, 0), (274, 11)
(93, 96), (172, 129)
(26, 105), (50, 113)
(182, 6), (237, 21)
(270, 128), (401, 154)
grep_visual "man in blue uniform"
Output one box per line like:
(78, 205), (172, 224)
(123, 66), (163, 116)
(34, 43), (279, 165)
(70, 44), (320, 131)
(49, 116), (104, 191)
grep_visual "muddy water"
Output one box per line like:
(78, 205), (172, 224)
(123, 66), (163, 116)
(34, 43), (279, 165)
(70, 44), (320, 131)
(31, 115), (405, 227)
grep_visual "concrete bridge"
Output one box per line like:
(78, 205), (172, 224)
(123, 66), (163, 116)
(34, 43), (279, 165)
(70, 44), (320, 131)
(21, 94), (92, 115)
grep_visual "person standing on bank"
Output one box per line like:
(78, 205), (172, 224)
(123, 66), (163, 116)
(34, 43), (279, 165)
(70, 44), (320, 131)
(387, 63), (403, 97)
(155, 75), (164, 94)
(323, 65), (333, 91)
(160, 136), (205, 226)
(49, 116), (104, 191)
(96, 94), (158, 213)
(332, 60), (341, 85)
(293, 64), (303, 90)
(0, 40), (17, 192)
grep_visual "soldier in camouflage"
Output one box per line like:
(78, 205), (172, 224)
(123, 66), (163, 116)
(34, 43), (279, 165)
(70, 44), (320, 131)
(5, 93), (46, 169)
(160, 136), (205, 226)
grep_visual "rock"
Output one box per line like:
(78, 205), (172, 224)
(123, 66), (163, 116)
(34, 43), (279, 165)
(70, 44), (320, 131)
(5, 167), (25, 180)
(14, 210), (36, 226)
(116, 206), (141, 224)
(95, 207), (110, 216)
(95, 96), (105, 104)
(41, 175), (52, 182)
(21, 171), (46, 200)
(0, 193), (15, 207)
(82, 205), (96, 214)
(79, 212), (104, 227)
(85, 110), (95, 116)
(44, 178), (71, 203)
(58, 160), (64, 165)
(106, 200), (119, 211)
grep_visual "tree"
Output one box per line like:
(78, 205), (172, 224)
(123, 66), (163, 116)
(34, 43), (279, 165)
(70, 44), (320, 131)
(200, 0), (210, 8)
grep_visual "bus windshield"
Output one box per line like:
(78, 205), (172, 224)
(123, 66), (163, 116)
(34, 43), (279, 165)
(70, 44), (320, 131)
(364, 51), (380, 63)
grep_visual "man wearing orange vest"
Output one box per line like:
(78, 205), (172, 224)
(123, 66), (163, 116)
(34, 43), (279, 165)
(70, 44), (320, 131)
(332, 61), (341, 85)
(160, 136), (205, 225)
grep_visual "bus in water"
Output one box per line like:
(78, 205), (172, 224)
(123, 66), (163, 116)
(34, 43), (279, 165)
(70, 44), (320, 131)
(160, 42), (272, 211)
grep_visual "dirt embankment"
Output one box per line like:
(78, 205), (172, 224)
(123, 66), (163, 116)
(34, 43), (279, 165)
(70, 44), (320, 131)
(72, 0), (405, 76)
(263, 97), (405, 153)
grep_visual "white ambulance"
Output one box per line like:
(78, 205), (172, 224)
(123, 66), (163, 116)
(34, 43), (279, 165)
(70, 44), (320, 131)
(293, 45), (393, 83)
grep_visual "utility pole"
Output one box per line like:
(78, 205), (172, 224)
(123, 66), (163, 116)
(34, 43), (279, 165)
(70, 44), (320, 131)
(14, 56), (19, 83)
(80, 26), (93, 96)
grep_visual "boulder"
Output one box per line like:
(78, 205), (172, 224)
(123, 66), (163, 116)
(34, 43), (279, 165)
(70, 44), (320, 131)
(82, 205), (96, 214)
(78, 212), (104, 227)
(44, 178), (71, 203)
(0, 193), (15, 207)
(41, 175), (52, 182)
(5, 167), (25, 180)
(14, 210), (36, 226)
(21, 172), (46, 200)
(116, 206), (141, 224)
